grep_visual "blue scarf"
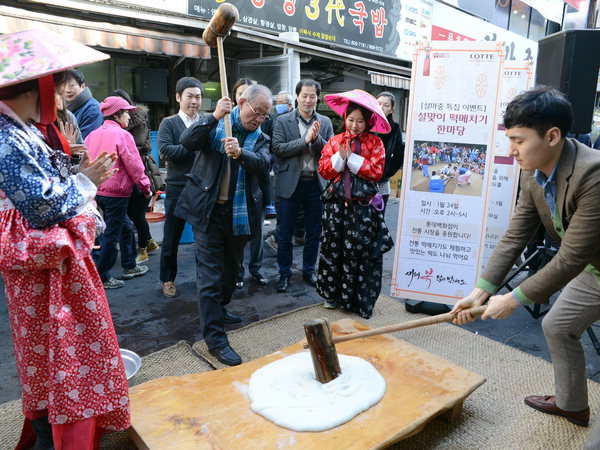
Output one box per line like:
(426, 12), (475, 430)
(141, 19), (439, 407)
(211, 107), (261, 235)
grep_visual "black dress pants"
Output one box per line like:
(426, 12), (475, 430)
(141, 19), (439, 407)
(159, 184), (187, 282)
(193, 202), (247, 349)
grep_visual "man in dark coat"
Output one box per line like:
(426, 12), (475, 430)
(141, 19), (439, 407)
(175, 85), (272, 366)
(64, 69), (103, 139)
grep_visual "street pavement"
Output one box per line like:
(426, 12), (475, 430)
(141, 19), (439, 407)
(2, 197), (600, 404)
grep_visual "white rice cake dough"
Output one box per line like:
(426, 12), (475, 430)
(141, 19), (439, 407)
(248, 352), (386, 432)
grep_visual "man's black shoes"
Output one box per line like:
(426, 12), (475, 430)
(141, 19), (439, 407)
(277, 275), (290, 292)
(303, 272), (317, 286)
(222, 308), (243, 324)
(209, 345), (242, 366)
(251, 272), (268, 285)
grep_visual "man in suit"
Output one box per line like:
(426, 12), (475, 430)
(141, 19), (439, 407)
(175, 85), (272, 366)
(272, 79), (334, 292)
(158, 77), (203, 298)
(452, 86), (600, 428)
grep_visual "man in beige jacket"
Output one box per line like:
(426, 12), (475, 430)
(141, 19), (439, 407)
(452, 86), (600, 429)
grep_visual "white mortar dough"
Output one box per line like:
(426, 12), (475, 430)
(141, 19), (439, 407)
(248, 352), (386, 432)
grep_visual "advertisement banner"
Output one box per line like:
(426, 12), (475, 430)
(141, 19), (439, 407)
(391, 40), (503, 304)
(482, 63), (533, 269)
(187, 0), (432, 61)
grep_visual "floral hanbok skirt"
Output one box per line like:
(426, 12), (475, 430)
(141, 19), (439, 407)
(316, 200), (393, 319)
(0, 207), (130, 432)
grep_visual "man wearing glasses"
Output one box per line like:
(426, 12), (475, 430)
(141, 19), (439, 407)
(175, 85), (272, 366)
(273, 79), (334, 292)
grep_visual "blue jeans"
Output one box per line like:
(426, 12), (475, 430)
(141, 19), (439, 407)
(95, 195), (137, 282)
(277, 178), (323, 278)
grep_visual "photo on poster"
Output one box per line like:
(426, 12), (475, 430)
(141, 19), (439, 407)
(409, 140), (487, 196)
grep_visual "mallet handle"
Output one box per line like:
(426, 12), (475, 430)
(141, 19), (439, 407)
(302, 305), (487, 348)
(217, 36), (232, 138)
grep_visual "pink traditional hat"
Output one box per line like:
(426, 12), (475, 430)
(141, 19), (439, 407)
(0, 28), (109, 88)
(100, 96), (136, 117)
(324, 89), (391, 134)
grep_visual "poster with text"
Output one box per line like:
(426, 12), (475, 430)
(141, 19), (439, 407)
(391, 40), (503, 304)
(482, 64), (533, 269)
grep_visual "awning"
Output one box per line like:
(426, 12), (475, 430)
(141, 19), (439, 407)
(0, 5), (210, 59)
(369, 71), (412, 90)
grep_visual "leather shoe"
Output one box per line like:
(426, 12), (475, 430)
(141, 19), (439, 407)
(162, 281), (177, 298)
(277, 275), (290, 292)
(209, 345), (242, 366)
(251, 272), (268, 285)
(303, 272), (317, 286)
(222, 308), (243, 324)
(524, 395), (589, 427)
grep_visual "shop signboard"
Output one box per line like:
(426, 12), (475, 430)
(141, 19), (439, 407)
(391, 40), (503, 305)
(187, 0), (433, 62)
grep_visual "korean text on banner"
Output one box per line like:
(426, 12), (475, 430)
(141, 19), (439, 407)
(482, 64), (533, 269)
(391, 40), (503, 305)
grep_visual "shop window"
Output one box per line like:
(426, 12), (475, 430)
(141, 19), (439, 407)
(508, 0), (531, 38)
(491, 0), (510, 29)
(528, 8), (547, 41)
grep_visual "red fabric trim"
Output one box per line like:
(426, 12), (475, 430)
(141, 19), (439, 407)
(33, 122), (71, 156)
(38, 75), (57, 126)
(53, 417), (101, 450)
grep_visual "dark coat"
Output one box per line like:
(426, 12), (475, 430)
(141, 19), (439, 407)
(174, 114), (271, 234)
(67, 87), (103, 139)
(376, 117), (404, 182)
(126, 105), (151, 155)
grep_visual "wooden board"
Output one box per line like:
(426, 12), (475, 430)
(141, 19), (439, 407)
(128, 319), (485, 449)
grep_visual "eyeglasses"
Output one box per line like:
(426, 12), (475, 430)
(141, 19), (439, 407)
(247, 102), (270, 121)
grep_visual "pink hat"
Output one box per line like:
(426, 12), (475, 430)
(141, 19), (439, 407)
(100, 96), (136, 117)
(324, 89), (391, 133)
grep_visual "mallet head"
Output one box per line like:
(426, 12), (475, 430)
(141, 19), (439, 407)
(202, 3), (239, 48)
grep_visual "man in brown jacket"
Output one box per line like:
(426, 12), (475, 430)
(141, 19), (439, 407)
(452, 86), (600, 428)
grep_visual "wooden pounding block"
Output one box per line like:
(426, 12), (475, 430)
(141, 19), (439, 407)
(128, 319), (485, 449)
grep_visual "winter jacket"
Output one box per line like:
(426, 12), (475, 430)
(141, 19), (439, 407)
(67, 87), (103, 139)
(84, 120), (151, 198)
(126, 105), (151, 155)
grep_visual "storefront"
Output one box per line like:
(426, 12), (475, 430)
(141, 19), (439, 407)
(3, 0), (588, 129)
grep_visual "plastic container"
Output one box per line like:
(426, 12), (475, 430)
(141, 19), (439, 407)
(180, 222), (194, 244)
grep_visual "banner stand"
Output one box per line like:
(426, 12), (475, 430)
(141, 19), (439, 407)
(405, 300), (451, 316)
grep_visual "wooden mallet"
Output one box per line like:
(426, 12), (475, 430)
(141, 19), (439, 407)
(303, 306), (488, 384)
(202, 3), (239, 139)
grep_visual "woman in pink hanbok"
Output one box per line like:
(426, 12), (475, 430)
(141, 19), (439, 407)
(0, 30), (130, 449)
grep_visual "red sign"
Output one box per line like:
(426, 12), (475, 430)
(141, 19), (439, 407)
(431, 25), (475, 42)
(564, 0), (581, 9)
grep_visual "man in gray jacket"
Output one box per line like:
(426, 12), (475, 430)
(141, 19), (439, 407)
(452, 87), (600, 428)
(272, 79), (334, 292)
